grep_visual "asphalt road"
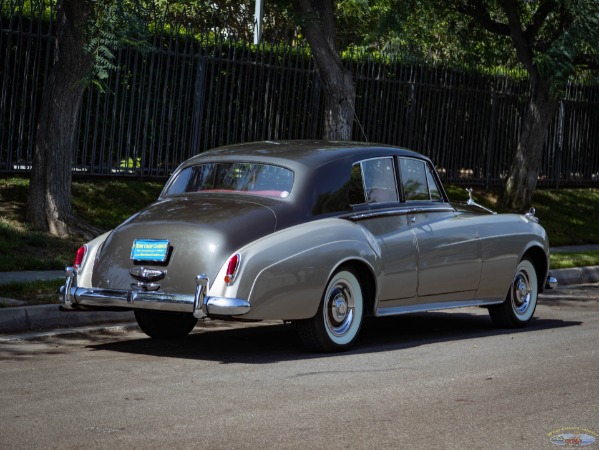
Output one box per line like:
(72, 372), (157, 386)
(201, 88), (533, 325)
(1, 284), (598, 449)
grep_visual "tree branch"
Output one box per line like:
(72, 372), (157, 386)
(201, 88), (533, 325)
(524, 0), (557, 42)
(499, 0), (536, 73)
(534, 4), (574, 52)
(455, 1), (510, 36)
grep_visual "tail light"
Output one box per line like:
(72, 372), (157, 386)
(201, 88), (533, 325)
(73, 245), (87, 270)
(224, 254), (240, 284)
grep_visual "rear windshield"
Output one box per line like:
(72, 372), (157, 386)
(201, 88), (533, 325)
(164, 162), (294, 199)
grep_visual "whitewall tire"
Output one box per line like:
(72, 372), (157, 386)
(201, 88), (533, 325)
(297, 268), (364, 352)
(489, 258), (538, 328)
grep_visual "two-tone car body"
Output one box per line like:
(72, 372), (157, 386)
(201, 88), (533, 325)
(61, 141), (556, 351)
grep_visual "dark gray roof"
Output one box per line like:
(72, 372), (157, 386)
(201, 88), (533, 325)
(181, 140), (426, 171)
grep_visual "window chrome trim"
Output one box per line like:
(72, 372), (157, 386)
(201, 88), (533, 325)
(347, 205), (455, 221)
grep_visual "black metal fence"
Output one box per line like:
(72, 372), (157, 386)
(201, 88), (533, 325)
(2, 1), (599, 186)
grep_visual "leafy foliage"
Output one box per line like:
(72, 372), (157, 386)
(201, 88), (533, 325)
(83, 0), (153, 90)
(333, 0), (599, 90)
(0, 0), (55, 20)
(533, 0), (599, 94)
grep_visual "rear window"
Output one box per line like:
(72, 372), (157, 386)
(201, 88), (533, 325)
(165, 162), (294, 199)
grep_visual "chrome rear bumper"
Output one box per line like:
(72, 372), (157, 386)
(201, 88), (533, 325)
(59, 267), (250, 319)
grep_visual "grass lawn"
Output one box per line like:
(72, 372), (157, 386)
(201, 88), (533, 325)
(549, 251), (599, 269)
(0, 177), (163, 271)
(444, 185), (599, 247)
(0, 279), (64, 307)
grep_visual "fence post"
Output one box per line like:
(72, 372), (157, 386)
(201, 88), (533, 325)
(485, 92), (497, 189)
(555, 99), (565, 188)
(190, 57), (207, 157)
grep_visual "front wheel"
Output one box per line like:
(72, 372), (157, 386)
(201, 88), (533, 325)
(134, 310), (198, 338)
(296, 268), (364, 352)
(489, 258), (538, 328)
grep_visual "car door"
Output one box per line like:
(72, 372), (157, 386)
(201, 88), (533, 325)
(399, 157), (482, 300)
(349, 157), (419, 303)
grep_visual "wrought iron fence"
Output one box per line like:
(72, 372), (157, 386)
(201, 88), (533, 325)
(1, 1), (599, 186)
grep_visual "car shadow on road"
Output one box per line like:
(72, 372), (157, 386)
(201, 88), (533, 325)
(87, 310), (581, 364)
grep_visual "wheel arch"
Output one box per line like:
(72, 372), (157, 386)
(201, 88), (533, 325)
(333, 259), (378, 318)
(522, 245), (549, 293)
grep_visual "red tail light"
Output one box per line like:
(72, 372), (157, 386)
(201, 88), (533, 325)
(224, 254), (240, 284)
(73, 246), (87, 270)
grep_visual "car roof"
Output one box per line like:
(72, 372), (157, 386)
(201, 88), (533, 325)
(179, 140), (428, 171)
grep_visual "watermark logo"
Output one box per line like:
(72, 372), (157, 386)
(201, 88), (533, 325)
(548, 428), (598, 447)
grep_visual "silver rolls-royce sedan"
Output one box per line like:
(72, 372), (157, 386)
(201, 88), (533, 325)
(60, 141), (557, 352)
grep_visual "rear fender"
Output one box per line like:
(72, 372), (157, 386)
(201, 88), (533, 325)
(73, 231), (112, 288)
(209, 218), (382, 320)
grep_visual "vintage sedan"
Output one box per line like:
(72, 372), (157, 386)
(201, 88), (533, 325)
(60, 141), (557, 352)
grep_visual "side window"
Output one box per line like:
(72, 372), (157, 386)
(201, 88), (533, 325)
(399, 158), (445, 202)
(349, 157), (399, 205)
(399, 158), (430, 201)
(399, 158), (430, 202)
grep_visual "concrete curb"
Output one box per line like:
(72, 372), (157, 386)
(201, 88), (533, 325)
(0, 270), (136, 334)
(550, 266), (599, 285)
(0, 304), (135, 334)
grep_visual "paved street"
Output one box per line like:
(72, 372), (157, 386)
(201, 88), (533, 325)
(1, 285), (598, 449)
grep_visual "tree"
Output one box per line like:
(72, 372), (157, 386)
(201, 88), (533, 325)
(27, 0), (95, 238)
(175, 0), (360, 140)
(454, 1), (599, 210)
(291, 0), (356, 140)
(374, 0), (599, 211)
(27, 0), (150, 238)
(26, 0), (301, 237)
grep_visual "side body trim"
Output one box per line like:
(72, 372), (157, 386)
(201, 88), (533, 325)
(375, 298), (503, 317)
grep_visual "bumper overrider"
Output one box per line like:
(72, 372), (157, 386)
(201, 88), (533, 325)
(59, 267), (251, 319)
(546, 275), (558, 290)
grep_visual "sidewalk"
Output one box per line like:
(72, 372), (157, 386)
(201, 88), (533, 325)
(1, 258), (598, 336)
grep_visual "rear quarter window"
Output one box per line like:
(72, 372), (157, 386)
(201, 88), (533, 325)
(349, 157), (399, 205)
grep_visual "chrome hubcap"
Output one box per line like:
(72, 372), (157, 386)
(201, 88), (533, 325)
(325, 282), (354, 336)
(331, 294), (348, 322)
(512, 272), (532, 314)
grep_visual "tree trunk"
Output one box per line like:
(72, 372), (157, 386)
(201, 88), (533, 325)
(292, 0), (356, 140)
(27, 0), (94, 237)
(502, 78), (558, 212)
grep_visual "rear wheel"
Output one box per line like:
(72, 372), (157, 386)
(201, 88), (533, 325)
(489, 259), (538, 328)
(297, 268), (364, 352)
(134, 310), (198, 338)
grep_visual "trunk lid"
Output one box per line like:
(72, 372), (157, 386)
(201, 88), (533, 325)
(92, 195), (278, 294)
